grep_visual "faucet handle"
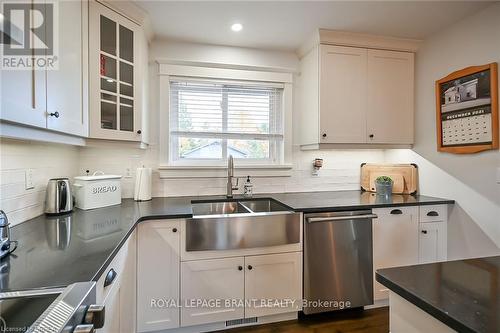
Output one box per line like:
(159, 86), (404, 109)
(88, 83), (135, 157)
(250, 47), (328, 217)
(232, 177), (239, 190)
(0, 211), (8, 227)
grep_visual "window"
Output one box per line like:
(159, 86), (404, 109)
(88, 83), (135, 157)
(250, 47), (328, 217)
(169, 79), (284, 164)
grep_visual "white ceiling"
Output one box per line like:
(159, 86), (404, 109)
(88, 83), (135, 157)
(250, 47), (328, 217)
(135, 1), (493, 51)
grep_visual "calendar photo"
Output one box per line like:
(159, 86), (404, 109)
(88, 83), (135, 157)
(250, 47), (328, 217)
(436, 63), (498, 154)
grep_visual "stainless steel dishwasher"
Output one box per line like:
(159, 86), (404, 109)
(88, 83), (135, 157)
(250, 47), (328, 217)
(303, 210), (377, 314)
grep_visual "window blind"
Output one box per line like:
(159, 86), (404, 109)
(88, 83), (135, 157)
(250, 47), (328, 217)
(169, 79), (284, 161)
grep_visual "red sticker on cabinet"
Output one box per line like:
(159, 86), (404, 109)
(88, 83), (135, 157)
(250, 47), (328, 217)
(100, 55), (105, 76)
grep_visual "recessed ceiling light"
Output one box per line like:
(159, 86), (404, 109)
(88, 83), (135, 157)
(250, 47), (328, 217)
(231, 23), (243, 32)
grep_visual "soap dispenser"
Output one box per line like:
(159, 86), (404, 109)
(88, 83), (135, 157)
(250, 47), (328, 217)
(243, 176), (253, 197)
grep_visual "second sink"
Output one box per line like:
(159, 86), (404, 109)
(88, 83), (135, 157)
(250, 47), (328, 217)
(192, 201), (250, 216)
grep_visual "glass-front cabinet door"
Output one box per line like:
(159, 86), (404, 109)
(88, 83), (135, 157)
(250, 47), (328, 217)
(89, 2), (142, 141)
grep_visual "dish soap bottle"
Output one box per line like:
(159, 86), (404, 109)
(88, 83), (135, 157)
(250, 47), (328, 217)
(243, 176), (253, 197)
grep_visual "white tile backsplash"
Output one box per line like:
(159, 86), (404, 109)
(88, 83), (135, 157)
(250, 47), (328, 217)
(78, 143), (385, 197)
(0, 138), (79, 226)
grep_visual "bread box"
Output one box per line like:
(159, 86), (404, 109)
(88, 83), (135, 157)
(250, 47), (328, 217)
(73, 172), (122, 210)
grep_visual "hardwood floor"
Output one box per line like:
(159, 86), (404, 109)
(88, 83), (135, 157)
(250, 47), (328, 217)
(217, 307), (389, 333)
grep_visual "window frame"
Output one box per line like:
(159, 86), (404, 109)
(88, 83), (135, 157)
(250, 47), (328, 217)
(168, 78), (284, 166)
(157, 63), (293, 178)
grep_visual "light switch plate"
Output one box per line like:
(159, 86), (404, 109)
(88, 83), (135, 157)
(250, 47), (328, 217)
(25, 169), (34, 189)
(496, 167), (500, 184)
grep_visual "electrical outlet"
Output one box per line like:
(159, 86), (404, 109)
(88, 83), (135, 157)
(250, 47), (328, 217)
(25, 169), (34, 190)
(124, 167), (133, 179)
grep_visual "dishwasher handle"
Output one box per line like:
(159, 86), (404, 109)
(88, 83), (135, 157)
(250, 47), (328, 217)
(307, 214), (378, 223)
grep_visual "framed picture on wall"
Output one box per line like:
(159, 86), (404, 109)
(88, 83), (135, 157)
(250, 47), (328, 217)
(435, 63), (498, 154)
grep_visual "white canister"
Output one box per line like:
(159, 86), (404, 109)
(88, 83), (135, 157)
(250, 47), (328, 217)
(73, 171), (122, 210)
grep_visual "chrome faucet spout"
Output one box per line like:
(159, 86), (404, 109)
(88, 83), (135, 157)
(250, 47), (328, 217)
(226, 155), (238, 198)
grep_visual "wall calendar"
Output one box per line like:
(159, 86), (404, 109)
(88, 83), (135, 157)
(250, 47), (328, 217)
(435, 63), (498, 154)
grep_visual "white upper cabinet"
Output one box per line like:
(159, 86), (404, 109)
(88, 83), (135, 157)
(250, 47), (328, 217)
(366, 49), (414, 144)
(46, 0), (88, 137)
(297, 30), (419, 148)
(1, 66), (47, 128)
(319, 45), (367, 143)
(1, 0), (87, 136)
(89, 1), (143, 141)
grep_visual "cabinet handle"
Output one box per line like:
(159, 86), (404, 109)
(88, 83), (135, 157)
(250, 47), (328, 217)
(172, 228), (177, 233)
(49, 111), (60, 118)
(247, 265), (253, 270)
(421, 230), (428, 234)
(103, 268), (117, 287)
(369, 134), (374, 139)
(322, 133), (327, 138)
(137, 130), (142, 134)
(426, 211), (439, 217)
(238, 266), (243, 271)
(390, 209), (403, 215)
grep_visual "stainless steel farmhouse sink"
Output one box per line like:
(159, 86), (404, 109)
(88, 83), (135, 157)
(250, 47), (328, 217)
(186, 199), (300, 251)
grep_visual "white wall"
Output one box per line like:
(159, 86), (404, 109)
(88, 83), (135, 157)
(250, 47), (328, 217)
(150, 39), (299, 72)
(386, 3), (500, 256)
(0, 138), (79, 226)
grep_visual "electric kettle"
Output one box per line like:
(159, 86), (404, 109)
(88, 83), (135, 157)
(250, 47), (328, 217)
(45, 178), (73, 215)
(0, 210), (17, 259)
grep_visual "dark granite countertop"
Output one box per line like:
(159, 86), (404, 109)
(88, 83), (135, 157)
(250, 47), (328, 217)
(376, 256), (500, 333)
(1, 190), (453, 293)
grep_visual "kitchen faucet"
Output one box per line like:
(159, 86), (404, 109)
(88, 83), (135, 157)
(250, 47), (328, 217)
(226, 155), (239, 198)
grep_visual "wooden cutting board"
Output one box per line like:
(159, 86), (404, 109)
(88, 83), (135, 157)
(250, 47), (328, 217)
(361, 163), (418, 194)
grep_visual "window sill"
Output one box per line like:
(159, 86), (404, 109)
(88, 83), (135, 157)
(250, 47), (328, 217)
(158, 164), (293, 179)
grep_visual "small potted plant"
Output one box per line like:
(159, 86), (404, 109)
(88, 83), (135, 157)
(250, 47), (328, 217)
(375, 176), (393, 197)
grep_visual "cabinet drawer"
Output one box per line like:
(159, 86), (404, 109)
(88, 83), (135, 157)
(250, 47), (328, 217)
(419, 205), (447, 223)
(96, 233), (133, 303)
(373, 206), (417, 219)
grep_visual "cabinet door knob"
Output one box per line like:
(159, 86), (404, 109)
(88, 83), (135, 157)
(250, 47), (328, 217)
(49, 111), (60, 118)
(421, 230), (428, 234)
(369, 134), (374, 139)
(322, 133), (327, 138)
(172, 228), (177, 233)
(137, 130), (142, 134)
(426, 211), (439, 217)
(247, 265), (253, 270)
(390, 209), (403, 215)
(238, 266), (243, 271)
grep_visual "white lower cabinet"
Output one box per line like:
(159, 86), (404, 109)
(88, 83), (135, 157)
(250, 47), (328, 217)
(244, 252), (302, 318)
(181, 257), (245, 326)
(96, 230), (136, 333)
(372, 205), (449, 301)
(372, 206), (419, 301)
(137, 220), (180, 332)
(419, 222), (447, 264)
(101, 281), (121, 333)
(180, 252), (303, 327)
